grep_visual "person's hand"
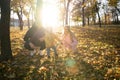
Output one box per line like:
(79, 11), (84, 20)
(29, 42), (36, 49)
(60, 42), (63, 45)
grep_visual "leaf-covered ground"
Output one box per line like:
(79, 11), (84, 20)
(0, 26), (120, 80)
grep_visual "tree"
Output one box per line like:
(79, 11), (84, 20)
(11, 0), (24, 30)
(82, 0), (85, 27)
(0, 0), (13, 61)
(65, 0), (72, 25)
(93, 1), (101, 27)
(59, 0), (72, 26)
(35, 0), (43, 26)
(71, 1), (82, 26)
(108, 0), (120, 24)
(21, 0), (36, 28)
(11, 0), (35, 30)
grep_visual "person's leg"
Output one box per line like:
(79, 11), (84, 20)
(40, 41), (46, 50)
(52, 46), (58, 57)
(46, 48), (50, 58)
(38, 41), (46, 56)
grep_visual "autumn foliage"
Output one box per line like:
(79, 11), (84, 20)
(0, 26), (120, 80)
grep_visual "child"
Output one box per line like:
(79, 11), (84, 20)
(24, 23), (46, 56)
(45, 27), (59, 58)
(61, 26), (78, 53)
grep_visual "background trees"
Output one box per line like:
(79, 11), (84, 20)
(11, 0), (35, 30)
(9, 0), (120, 28)
(70, 0), (120, 27)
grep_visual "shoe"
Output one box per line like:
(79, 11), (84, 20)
(30, 50), (35, 56)
(47, 56), (50, 59)
(55, 54), (58, 58)
(39, 50), (44, 57)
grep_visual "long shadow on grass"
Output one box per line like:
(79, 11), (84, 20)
(0, 53), (43, 80)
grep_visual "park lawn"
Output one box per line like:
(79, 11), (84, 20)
(0, 26), (120, 80)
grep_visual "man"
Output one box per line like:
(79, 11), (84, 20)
(24, 23), (46, 56)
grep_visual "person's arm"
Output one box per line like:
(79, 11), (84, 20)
(24, 30), (31, 41)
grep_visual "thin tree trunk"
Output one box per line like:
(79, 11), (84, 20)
(65, 1), (69, 25)
(104, 12), (107, 25)
(82, 0), (85, 27)
(87, 17), (89, 25)
(35, 0), (43, 26)
(27, 7), (32, 28)
(92, 16), (96, 25)
(16, 10), (23, 30)
(116, 13), (119, 23)
(97, 12), (101, 27)
(115, 6), (120, 13)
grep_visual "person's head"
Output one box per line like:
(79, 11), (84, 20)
(32, 21), (43, 28)
(32, 22), (37, 27)
(46, 26), (53, 32)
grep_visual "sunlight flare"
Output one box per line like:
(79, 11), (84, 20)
(41, 0), (59, 29)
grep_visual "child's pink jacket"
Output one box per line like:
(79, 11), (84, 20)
(62, 32), (78, 50)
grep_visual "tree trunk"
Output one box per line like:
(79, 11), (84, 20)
(92, 15), (96, 25)
(116, 13), (119, 24)
(65, 0), (70, 25)
(87, 17), (89, 25)
(97, 11), (101, 27)
(82, 0), (85, 27)
(0, 0), (12, 61)
(111, 11), (115, 23)
(27, 7), (32, 29)
(16, 10), (23, 30)
(115, 6), (120, 13)
(35, 0), (43, 26)
(104, 12), (107, 25)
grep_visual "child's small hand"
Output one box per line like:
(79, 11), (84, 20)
(59, 41), (63, 45)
